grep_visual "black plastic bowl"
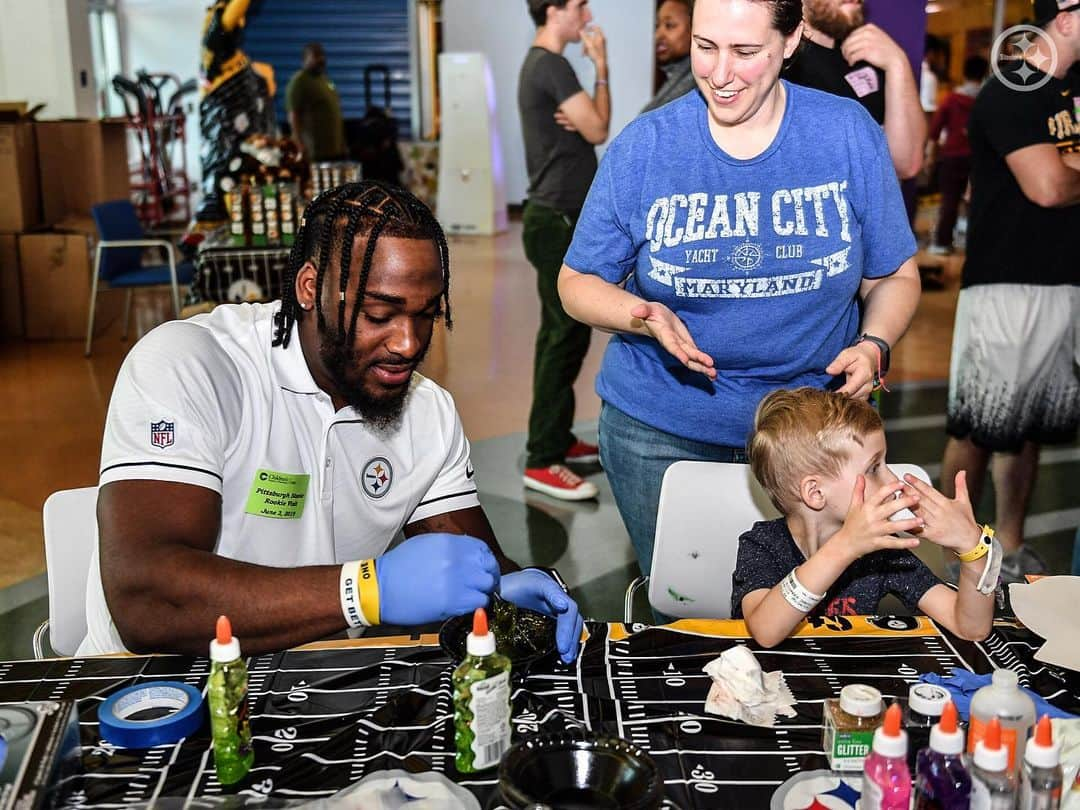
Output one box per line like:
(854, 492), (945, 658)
(439, 601), (557, 673)
(498, 731), (664, 810)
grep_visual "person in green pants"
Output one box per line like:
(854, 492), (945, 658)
(517, 0), (611, 500)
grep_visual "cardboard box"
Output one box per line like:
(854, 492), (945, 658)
(18, 232), (92, 340)
(0, 116), (42, 232)
(0, 234), (24, 338)
(35, 119), (129, 223)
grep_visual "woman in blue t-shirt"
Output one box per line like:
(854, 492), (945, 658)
(557, 0), (921, 582)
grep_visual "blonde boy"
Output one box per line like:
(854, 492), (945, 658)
(732, 388), (995, 647)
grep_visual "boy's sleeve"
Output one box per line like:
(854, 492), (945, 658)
(730, 524), (787, 618)
(882, 550), (942, 613)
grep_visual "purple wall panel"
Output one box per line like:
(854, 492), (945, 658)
(866, 0), (929, 74)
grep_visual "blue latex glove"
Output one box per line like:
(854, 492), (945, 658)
(376, 533), (500, 626)
(500, 569), (584, 664)
(920, 668), (1077, 721)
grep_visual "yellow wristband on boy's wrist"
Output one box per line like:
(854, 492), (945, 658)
(955, 525), (994, 562)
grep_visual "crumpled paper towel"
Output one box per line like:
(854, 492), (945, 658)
(702, 645), (797, 727)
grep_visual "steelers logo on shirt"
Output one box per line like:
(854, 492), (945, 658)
(362, 457), (393, 499)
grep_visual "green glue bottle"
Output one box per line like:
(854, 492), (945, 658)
(208, 615), (254, 785)
(453, 607), (512, 773)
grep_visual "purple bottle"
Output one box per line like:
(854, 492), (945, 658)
(915, 701), (972, 809)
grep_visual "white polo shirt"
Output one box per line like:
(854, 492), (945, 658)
(80, 302), (480, 655)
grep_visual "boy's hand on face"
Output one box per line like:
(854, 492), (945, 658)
(828, 475), (923, 565)
(903, 471), (982, 555)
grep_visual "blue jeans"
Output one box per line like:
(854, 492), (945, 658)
(598, 403), (748, 580)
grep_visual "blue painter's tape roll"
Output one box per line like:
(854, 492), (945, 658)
(98, 681), (204, 748)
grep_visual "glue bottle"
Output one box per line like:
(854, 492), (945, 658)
(970, 717), (1018, 809)
(453, 607), (512, 773)
(862, 703), (912, 809)
(968, 668), (1036, 773)
(208, 615), (254, 785)
(914, 700), (971, 809)
(1019, 715), (1063, 810)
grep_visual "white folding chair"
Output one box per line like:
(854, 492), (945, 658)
(32, 487), (98, 658)
(624, 461), (781, 623)
(623, 462), (933, 623)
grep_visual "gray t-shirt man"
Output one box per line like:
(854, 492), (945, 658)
(518, 47), (598, 213)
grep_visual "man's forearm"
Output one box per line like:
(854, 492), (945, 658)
(883, 60), (927, 179)
(593, 68), (611, 130)
(1051, 157), (1080, 207)
(106, 546), (346, 656)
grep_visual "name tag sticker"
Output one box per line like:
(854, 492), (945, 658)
(245, 469), (310, 519)
(844, 66), (880, 98)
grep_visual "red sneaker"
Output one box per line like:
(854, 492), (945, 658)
(565, 439), (600, 464)
(523, 464), (599, 501)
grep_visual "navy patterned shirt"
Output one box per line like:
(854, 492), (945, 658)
(731, 518), (941, 619)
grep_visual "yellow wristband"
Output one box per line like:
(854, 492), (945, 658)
(955, 525), (994, 562)
(357, 558), (381, 625)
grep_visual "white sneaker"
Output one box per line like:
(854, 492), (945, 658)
(523, 464), (599, 501)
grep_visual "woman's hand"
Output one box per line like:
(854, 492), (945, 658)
(826, 341), (880, 398)
(630, 302), (716, 380)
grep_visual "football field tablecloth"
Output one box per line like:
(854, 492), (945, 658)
(0, 617), (1076, 809)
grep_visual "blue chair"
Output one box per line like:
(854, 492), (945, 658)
(85, 200), (195, 356)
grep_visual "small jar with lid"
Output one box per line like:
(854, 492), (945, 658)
(823, 684), (885, 771)
(904, 681), (950, 769)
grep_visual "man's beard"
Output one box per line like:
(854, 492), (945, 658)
(320, 338), (428, 433)
(805, 0), (864, 43)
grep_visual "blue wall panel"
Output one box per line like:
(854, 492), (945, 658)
(244, 0), (412, 139)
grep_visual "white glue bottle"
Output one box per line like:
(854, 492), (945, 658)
(971, 716), (1018, 810)
(1020, 715), (1063, 810)
(967, 668), (1035, 774)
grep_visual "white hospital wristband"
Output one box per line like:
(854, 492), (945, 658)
(975, 537), (1003, 596)
(780, 570), (825, 614)
(339, 561), (370, 628)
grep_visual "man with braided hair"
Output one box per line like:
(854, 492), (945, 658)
(80, 181), (583, 661)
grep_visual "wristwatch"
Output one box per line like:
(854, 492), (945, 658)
(855, 333), (891, 376)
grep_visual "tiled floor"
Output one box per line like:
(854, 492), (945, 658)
(1, 217), (1076, 662)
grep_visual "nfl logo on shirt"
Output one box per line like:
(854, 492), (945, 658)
(150, 420), (175, 449)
